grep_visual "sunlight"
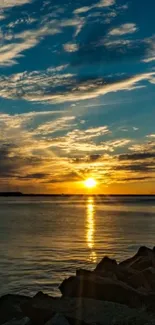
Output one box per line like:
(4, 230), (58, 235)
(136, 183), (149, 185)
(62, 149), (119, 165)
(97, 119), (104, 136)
(84, 178), (97, 189)
(86, 197), (97, 263)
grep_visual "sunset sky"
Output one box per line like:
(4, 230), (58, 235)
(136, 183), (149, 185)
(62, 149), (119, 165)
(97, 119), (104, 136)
(0, 0), (155, 194)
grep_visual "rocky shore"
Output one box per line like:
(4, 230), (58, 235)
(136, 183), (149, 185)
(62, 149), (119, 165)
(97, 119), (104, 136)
(2, 246), (155, 325)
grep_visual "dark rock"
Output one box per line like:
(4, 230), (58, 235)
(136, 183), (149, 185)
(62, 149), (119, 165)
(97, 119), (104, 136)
(142, 267), (155, 291)
(2, 317), (30, 325)
(119, 246), (155, 269)
(59, 274), (148, 308)
(21, 292), (55, 325)
(95, 256), (117, 273)
(126, 271), (151, 291)
(76, 270), (92, 277)
(0, 294), (31, 325)
(59, 277), (77, 297)
(129, 256), (155, 271)
(45, 314), (70, 325)
(45, 298), (154, 325)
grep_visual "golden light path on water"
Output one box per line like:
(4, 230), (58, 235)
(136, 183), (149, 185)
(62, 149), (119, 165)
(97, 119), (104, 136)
(86, 197), (97, 263)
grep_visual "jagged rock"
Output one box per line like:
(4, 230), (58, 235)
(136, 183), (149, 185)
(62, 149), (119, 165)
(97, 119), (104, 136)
(0, 294), (31, 325)
(76, 270), (92, 277)
(120, 246), (155, 270)
(95, 256), (117, 273)
(59, 274), (149, 308)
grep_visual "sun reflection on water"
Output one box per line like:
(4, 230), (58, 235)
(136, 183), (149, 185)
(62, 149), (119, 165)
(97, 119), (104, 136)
(86, 197), (97, 263)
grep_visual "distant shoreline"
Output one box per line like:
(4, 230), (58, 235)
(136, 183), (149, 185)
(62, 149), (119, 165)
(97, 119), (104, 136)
(0, 192), (155, 197)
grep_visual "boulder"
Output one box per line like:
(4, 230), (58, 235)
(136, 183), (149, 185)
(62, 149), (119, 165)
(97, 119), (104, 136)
(126, 272), (151, 291)
(59, 274), (148, 308)
(45, 298), (155, 325)
(76, 270), (92, 277)
(45, 314), (70, 325)
(95, 256), (117, 273)
(21, 292), (55, 325)
(0, 294), (31, 325)
(120, 246), (155, 270)
(142, 267), (155, 291)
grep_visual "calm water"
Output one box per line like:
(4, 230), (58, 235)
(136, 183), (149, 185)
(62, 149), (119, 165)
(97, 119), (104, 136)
(0, 195), (155, 297)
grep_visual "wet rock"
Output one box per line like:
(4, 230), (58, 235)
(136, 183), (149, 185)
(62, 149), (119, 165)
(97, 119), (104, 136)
(0, 294), (31, 325)
(59, 274), (147, 308)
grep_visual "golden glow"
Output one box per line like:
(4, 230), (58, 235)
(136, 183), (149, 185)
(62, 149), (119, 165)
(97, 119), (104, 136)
(84, 178), (97, 189)
(86, 197), (97, 263)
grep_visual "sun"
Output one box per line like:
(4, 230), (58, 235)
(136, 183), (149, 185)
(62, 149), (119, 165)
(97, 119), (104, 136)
(84, 178), (97, 189)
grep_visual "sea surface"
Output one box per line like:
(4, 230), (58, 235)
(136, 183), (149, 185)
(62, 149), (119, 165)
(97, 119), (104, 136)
(0, 195), (155, 297)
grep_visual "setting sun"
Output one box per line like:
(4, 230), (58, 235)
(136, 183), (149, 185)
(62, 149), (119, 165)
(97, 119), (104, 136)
(84, 178), (97, 189)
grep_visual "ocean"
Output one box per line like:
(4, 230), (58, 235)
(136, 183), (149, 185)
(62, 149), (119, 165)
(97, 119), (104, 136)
(0, 195), (155, 297)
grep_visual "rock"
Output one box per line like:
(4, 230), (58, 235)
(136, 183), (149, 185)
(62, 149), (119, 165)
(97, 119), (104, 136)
(0, 294), (31, 325)
(126, 271), (151, 291)
(120, 246), (155, 270)
(129, 256), (155, 272)
(76, 270), (92, 277)
(47, 298), (155, 325)
(3, 317), (30, 325)
(142, 267), (155, 291)
(45, 314), (70, 325)
(59, 274), (148, 308)
(21, 292), (55, 325)
(95, 256), (117, 273)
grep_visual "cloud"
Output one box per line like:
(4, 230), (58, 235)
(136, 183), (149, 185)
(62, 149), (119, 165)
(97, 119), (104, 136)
(63, 43), (79, 52)
(0, 111), (155, 189)
(0, 0), (32, 9)
(0, 13), (5, 20)
(143, 37), (155, 63)
(74, 0), (115, 15)
(0, 25), (61, 66)
(96, 0), (115, 8)
(119, 152), (155, 161)
(109, 23), (137, 36)
(74, 7), (91, 14)
(0, 69), (154, 104)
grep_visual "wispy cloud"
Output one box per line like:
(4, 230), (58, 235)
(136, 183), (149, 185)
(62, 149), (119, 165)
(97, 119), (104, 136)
(0, 0), (32, 9)
(74, 0), (115, 15)
(109, 23), (138, 36)
(0, 70), (154, 104)
(0, 25), (61, 66)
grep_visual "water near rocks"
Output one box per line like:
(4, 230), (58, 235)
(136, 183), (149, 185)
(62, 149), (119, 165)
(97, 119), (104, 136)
(0, 195), (155, 297)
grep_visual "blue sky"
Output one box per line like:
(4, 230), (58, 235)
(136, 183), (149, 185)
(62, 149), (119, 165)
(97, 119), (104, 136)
(0, 0), (155, 193)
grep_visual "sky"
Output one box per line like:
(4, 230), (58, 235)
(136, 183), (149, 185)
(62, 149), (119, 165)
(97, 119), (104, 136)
(0, 0), (155, 194)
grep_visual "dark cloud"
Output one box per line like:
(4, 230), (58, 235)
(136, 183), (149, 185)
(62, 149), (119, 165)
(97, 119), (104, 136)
(73, 39), (148, 66)
(72, 154), (101, 164)
(119, 152), (155, 161)
(115, 164), (155, 174)
(0, 143), (42, 179)
(120, 176), (155, 182)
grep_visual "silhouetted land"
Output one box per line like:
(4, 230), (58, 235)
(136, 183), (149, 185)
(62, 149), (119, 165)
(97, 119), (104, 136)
(0, 192), (155, 197)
